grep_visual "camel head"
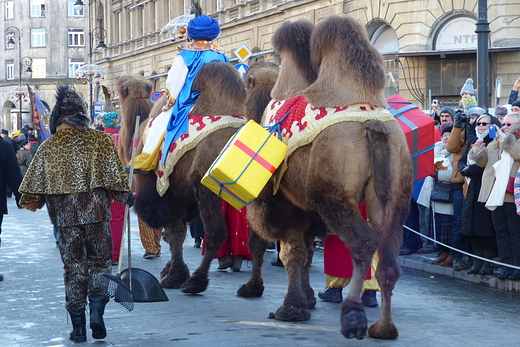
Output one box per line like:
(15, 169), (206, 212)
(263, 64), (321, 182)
(303, 15), (387, 108)
(116, 74), (154, 164)
(271, 19), (317, 101)
(116, 74), (153, 103)
(244, 61), (279, 123)
(190, 62), (246, 117)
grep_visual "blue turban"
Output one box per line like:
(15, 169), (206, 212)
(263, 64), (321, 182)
(187, 15), (221, 41)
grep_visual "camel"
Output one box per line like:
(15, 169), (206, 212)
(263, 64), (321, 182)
(131, 62), (250, 292)
(242, 16), (413, 340)
(116, 74), (154, 165)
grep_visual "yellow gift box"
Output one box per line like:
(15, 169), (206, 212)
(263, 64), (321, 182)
(201, 120), (287, 210)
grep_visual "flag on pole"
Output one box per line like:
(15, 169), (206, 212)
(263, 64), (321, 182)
(27, 84), (51, 141)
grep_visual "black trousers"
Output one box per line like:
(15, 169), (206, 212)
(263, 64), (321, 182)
(491, 203), (520, 268)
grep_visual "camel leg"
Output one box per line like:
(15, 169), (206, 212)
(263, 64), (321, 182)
(237, 229), (267, 298)
(366, 201), (405, 340)
(180, 192), (227, 294)
(273, 230), (312, 322)
(311, 191), (376, 339)
(301, 231), (316, 309)
(160, 223), (191, 289)
(337, 204), (377, 340)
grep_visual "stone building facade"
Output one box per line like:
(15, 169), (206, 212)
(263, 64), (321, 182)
(2, 0), (520, 132)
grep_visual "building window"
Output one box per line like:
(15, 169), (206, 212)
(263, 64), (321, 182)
(5, 1), (14, 19)
(6, 61), (15, 80)
(31, 29), (46, 47)
(426, 54), (477, 108)
(68, 29), (85, 46)
(384, 59), (399, 98)
(31, 58), (46, 78)
(69, 58), (84, 78)
(30, 0), (45, 17)
(68, 0), (84, 16)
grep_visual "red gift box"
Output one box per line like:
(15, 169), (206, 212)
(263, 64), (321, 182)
(386, 94), (435, 181)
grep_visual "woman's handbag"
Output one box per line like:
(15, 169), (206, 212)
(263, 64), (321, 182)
(431, 181), (453, 203)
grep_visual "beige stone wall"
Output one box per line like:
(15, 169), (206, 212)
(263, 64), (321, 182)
(93, 1), (515, 109)
(5, 0), (517, 122)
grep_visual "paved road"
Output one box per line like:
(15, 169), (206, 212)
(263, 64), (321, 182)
(1, 197), (519, 346)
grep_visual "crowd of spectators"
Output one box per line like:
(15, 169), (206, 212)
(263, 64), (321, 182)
(401, 77), (520, 280)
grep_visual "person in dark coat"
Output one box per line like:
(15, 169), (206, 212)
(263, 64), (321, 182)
(1, 129), (18, 153)
(0, 137), (23, 281)
(458, 113), (500, 275)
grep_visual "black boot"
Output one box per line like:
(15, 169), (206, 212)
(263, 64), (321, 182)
(478, 250), (494, 275)
(89, 296), (109, 339)
(68, 309), (87, 342)
(361, 290), (378, 307)
(497, 266), (512, 280)
(318, 287), (343, 303)
(467, 249), (483, 274)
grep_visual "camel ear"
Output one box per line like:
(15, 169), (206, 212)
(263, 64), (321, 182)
(102, 85), (111, 101)
(246, 74), (256, 89)
(146, 83), (153, 94)
(120, 85), (128, 98)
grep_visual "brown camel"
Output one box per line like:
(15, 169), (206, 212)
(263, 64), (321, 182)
(132, 62), (250, 292)
(116, 74), (154, 165)
(243, 16), (413, 340)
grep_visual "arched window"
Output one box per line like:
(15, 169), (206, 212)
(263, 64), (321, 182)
(370, 23), (400, 97)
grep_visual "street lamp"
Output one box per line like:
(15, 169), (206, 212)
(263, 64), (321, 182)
(5, 26), (22, 87)
(22, 56), (33, 74)
(92, 27), (108, 51)
(73, 0), (108, 121)
(6, 26), (32, 129)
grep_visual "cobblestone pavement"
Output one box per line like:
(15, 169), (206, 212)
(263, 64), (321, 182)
(1, 197), (519, 346)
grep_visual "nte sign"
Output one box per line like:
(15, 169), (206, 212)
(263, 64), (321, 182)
(435, 17), (478, 50)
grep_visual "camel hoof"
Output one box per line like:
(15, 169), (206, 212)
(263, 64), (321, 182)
(160, 265), (190, 289)
(160, 261), (172, 279)
(180, 275), (209, 294)
(237, 281), (264, 298)
(341, 309), (367, 340)
(368, 321), (399, 340)
(307, 295), (316, 309)
(274, 305), (311, 322)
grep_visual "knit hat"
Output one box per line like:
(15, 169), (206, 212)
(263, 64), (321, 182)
(187, 15), (221, 41)
(460, 78), (475, 95)
(17, 139), (29, 147)
(439, 106), (455, 118)
(440, 121), (453, 134)
(512, 99), (520, 108)
(1, 129), (8, 135)
(442, 126), (453, 134)
(467, 106), (486, 118)
(495, 105), (508, 118)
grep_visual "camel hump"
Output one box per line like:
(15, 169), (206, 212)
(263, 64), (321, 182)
(363, 120), (393, 209)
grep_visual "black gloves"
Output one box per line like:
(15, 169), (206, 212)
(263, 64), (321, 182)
(460, 165), (470, 177)
(453, 111), (468, 128)
(126, 192), (135, 207)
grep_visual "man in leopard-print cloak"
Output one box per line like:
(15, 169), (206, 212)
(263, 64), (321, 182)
(19, 85), (133, 342)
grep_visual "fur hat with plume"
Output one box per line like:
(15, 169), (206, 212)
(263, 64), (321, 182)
(50, 85), (89, 134)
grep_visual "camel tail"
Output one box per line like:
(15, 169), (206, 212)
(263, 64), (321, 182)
(364, 120), (393, 211)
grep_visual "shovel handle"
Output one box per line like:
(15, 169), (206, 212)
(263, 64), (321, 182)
(117, 116), (141, 280)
